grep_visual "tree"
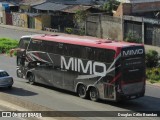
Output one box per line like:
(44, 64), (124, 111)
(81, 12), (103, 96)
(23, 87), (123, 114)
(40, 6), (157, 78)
(103, 0), (120, 13)
(74, 10), (87, 28)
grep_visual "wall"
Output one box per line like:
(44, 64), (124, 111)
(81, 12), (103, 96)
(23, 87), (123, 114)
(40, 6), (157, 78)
(35, 16), (42, 30)
(132, 1), (160, 13)
(86, 15), (123, 40)
(101, 15), (122, 40)
(115, 1), (160, 16)
(42, 15), (51, 28)
(12, 12), (28, 28)
(86, 15), (101, 38)
(123, 3), (132, 15)
(113, 3), (123, 17)
(0, 3), (3, 23)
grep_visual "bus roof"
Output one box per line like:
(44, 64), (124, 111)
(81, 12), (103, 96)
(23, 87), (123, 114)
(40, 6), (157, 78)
(33, 34), (143, 51)
(21, 34), (45, 39)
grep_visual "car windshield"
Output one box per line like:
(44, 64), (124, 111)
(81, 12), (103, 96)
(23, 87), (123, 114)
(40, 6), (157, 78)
(0, 71), (9, 77)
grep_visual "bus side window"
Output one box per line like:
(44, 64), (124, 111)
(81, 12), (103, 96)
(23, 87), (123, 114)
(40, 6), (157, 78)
(40, 41), (55, 53)
(28, 39), (41, 51)
(65, 44), (81, 58)
(53, 42), (65, 55)
(95, 49), (115, 63)
(85, 47), (95, 60)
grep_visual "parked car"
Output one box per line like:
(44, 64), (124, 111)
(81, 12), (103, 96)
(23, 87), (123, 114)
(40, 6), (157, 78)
(0, 70), (13, 89)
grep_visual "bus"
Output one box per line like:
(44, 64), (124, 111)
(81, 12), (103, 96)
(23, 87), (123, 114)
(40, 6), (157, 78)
(14, 34), (146, 102)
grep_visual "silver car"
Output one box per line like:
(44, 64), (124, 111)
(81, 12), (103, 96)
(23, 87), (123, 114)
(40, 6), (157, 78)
(0, 70), (13, 89)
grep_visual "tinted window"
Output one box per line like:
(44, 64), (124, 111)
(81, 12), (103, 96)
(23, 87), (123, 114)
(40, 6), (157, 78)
(0, 71), (9, 77)
(27, 39), (42, 51)
(41, 41), (57, 53)
(64, 44), (81, 58)
(19, 38), (30, 49)
(95, 49), (115, 63)
(81, 47), (115, 63)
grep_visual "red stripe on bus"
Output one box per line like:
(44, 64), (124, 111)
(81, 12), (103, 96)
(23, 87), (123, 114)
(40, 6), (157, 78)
(110, 73), (121, 84)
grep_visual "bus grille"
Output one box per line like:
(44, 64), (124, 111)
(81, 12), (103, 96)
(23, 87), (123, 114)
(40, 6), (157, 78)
(104, 83), (115, 99)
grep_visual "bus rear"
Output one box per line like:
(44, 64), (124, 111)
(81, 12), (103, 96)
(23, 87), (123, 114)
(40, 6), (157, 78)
(117, 45), (145, 100)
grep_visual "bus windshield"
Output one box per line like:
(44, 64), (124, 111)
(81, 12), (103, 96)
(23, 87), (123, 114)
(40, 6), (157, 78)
(18, 38), (30, 49)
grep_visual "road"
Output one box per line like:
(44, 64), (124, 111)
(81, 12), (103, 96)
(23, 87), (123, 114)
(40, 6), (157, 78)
(0, 26), (39, 40)
(0, 26), (160, 120)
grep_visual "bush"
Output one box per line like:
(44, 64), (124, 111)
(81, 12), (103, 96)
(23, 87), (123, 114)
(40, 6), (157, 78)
(146, 50), (159, 68)
(125, 32), (142, 43)
(65, 28), (73, 34)
(146, 68), (160, 83)
(0, 38), (18, 54)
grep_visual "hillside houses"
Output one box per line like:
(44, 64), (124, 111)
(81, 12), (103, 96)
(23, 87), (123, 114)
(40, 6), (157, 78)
(1, 0), (160, 46)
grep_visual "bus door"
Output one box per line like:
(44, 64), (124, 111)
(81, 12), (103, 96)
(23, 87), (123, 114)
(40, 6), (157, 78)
(63, 70), (77, 91)
(48, 54), (64, 88)
(34, 63), (53, 86)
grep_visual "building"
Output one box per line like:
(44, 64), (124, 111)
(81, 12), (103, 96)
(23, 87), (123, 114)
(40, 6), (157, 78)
(114, 0), (160, 47)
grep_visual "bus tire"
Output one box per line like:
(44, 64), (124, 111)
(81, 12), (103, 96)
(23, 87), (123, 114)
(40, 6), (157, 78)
(89, 87), (99, 102)
(77, 84), (87, 99)
(28, 73), (35, 85)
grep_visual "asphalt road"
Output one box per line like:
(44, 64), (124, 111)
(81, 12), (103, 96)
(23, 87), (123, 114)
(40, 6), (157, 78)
(0, 26), (39, 40)
(0, 26), (160, 120)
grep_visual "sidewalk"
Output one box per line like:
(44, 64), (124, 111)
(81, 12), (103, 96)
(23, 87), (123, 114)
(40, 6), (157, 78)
(0, 24), (61, 35)
(0, 92), (80, 120)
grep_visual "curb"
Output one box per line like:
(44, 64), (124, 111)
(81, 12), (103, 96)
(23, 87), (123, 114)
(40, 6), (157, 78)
(146, 81), (160, 87)
(0, 24), (64, 36)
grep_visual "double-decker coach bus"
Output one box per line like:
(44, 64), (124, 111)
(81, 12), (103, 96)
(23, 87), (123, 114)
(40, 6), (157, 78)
(14, 34), (146, 102)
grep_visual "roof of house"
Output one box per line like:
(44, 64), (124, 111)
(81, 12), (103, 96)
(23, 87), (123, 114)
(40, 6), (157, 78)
(33, 2), (69, 11)
(62, 5), (92, 13)
(20, 0), (46, 6)
(46, 0), (94, 5)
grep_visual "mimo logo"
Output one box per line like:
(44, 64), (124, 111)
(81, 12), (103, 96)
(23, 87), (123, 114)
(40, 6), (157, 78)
(61, 56), (106, 77)
(122, 49), (144, 56)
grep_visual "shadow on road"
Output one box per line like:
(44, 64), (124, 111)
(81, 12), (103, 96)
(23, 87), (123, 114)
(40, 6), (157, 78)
(29, 82), (160, 111)
(0, 87), (38, 96)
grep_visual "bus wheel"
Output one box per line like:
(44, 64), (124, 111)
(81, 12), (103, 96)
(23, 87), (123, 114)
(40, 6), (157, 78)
(89, 87), (99, 102)
(77, 85), (87, 99)
(28, 73), (35, 85)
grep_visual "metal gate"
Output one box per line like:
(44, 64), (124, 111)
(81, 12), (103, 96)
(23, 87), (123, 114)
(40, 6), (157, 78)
(124, 20), (142, 41)
(6, 13), (12, 25)
(145, 23), (160, 47)
(28, 16), (35, 29)
(144, 23), (153, 45)
(152, 26), (160, 47)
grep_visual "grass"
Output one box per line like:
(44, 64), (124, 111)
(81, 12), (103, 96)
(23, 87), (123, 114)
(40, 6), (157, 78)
(146, 68), (160, 84)
(0, 38), (18, 54)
